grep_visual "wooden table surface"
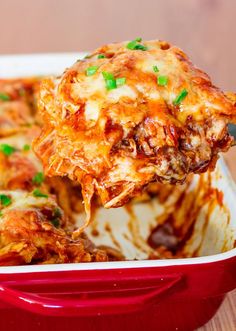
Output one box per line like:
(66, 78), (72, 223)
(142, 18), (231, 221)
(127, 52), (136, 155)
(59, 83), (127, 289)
(197, 151), (236, 331)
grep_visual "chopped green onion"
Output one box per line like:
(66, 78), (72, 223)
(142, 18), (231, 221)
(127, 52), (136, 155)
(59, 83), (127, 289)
(126, 39), (148, 51)
(0, 144), (16, 156)
(0, 93), (10, 101)
(23, 144), (30, 151)
(50, 208), (62, 228)
(33, 189), (48, 198)
(116, 77), (126, 87)
(173, 88), (188, 105)
(157, 75), (168, 86)
(54, 207), (62, 218)
(102, 72), (114, 80)
(126, 40), (137, 50)
(105, 79), (117, 90)
(135, 44), (148, 51)
(153, 65), (159, 73)
(51, 218), (60, 228)
(97, 54), (106, 59)
(0, 194), (12, 207)
(0, 211), (3, 217)
(102, 71), (117, 90)
(32, 172), (44, 185)
(86, 66), (99, 76)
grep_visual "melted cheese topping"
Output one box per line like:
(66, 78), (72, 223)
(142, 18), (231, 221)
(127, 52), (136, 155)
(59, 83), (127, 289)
(33, 39), (236, 232)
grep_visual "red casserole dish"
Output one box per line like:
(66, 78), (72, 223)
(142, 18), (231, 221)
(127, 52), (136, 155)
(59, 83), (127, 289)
(0, 250), (235, 330)
(0, 54), (235, 331)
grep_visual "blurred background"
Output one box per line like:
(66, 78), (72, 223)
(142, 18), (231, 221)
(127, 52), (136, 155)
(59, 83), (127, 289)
(0, 0), (236, 91)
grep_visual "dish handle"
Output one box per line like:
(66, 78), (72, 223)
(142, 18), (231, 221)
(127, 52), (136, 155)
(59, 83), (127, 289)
(0, 273), (182, 316)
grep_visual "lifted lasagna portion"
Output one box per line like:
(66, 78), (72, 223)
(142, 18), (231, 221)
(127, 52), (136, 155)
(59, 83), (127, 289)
(33, 39), (236, 217)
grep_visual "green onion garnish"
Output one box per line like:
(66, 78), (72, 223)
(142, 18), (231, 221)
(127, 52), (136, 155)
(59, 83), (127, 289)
(102, 71), (115, 80)
(86, 66), (99, 76)
(33, 189), (48, 198)
(0, 144), (16, 156)
(23, 144), (30, 151)
(50, 208), (62, 228)
(0, 194), (12, 207)
(102, 72), (117, 90)
(126, 39), (148, 51)
(0, 211), (3, 217)
(133, 44), (148, 51)
(51, 218), (60, 228)
(157, 76), (168, 86)
(116, 77), (126, 87)
(32, 172), (44, 185)
(173, 88), (188, 105)
(97, 54), (106, 59)
(126, 40), (137, 50)
(0, 93), (10, 101)
(153, 65), (159, 73)
(54, 207), (62, 218)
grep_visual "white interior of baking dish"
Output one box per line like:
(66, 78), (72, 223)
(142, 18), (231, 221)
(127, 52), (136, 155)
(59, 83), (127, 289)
(0, 53), (235, 274)
(82, 160), (236, 260)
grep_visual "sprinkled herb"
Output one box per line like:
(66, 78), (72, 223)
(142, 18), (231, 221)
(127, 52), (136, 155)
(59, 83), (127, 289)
(86, 66), (99, 76)
(157, 75), (168, 86)
(50, 208), (62, 228)
(0, 211), (2, 217)
(0, 194), (12, 207)
(32, 172), (44, 185)
(97, 54), (106, 59)
(173, 88), (188, 105)
(23, 144), (30, 151)
(0, 144), (16, 156)
(126, 38), (148, 51)
(102, 71), (115, 80)
(127, 40), (139, 49)
(116, 77), (126, 87)
(102, 71), (117, 90)
(153, 65), (159, 73)
(133, 43), (147, 51)
(54, 208), (62, 218)
(51, 218), (60, 228)
(33, 189), (48, 198)
(0, 93), (10, 101)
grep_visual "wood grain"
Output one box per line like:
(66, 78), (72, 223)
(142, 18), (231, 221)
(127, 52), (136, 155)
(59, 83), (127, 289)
(198, 290), (236, 331)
